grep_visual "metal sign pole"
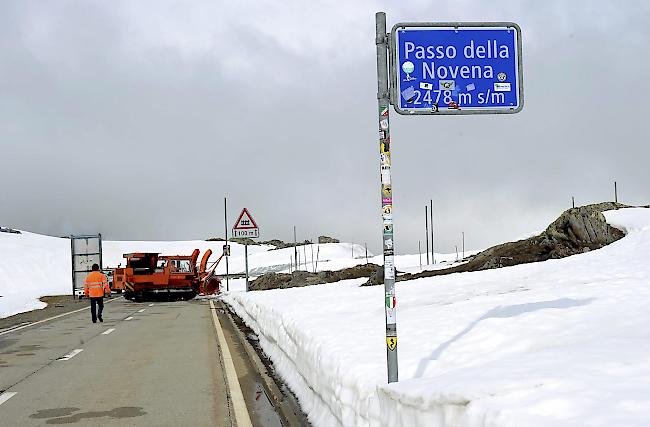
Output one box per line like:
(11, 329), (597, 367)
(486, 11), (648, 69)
(70, 236), (75, 298)
(425, 205), (429, 265)
(224, 197), (229, 292)
(462, 231), (465, 259)
(430, 199), (434, 264)
(245, 243), (249, 291)
(365, 243), (369, 264)
(293, 226), (298, 272)
(376, 11), (398, 383)
(98, 233), (103, 270)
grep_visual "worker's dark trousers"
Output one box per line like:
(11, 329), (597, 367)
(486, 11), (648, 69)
(90, 297), (104, 323)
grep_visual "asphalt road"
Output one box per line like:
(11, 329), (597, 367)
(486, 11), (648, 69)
(0, 298), (239, 426)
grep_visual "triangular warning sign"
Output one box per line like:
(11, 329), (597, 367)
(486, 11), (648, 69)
(233, 208), (258, 230)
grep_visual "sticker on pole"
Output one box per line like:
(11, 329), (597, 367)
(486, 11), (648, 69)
(386, 294), (396, 309)
(391, 22), (523, 115)
(386, 336), (397, 351)
(232, 208), (259, 239)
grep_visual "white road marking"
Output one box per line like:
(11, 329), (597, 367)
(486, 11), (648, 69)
(148, 303), (154, 307)
(125, 316), (134, 321)
(102, 328), (116, 335)
(0, 308), (85, 335)
(0, 392), (17, 406)
(137, 309), (145, 313)
(58, 349), (83, 361)
(0, 296), (124, 337)
(209, 300), (252, 427)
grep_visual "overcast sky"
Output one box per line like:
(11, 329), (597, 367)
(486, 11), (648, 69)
(1, 0), (649, 254)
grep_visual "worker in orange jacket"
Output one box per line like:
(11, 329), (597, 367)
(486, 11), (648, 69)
(84, 264), (110, 323)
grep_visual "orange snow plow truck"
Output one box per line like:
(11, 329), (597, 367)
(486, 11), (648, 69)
(113, 249), (222, 302)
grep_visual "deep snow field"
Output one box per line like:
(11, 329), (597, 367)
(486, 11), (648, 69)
(223, 208), (650, 427)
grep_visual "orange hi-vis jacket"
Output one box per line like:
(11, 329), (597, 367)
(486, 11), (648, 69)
(84, 271), (110, 298)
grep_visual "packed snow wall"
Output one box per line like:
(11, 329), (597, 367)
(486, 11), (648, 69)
(224, 208), (650, 427)
(0, 231), (71, 318)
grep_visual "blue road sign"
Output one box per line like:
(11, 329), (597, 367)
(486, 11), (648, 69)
(391, 23), (523, 115)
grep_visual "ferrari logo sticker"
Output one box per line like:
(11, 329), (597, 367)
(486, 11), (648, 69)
(386, 336), (397, 351)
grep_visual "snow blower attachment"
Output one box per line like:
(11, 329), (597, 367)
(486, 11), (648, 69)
(113, 249), (223, 302)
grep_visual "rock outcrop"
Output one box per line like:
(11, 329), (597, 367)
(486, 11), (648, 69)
(318, 236), (340, 244)
(249, 263), (381, 291)
(392, 202), (629, 284)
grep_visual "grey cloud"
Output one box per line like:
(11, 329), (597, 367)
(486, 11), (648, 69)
(1, 0), (649, 255)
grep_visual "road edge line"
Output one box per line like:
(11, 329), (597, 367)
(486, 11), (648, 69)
(0, 392), (17, 406)
(209, 300), (253, 427)
(0, 296), (123, 337)
(58, 348), (83, 361)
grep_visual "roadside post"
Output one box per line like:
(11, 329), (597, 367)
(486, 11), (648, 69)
(375, 12), (523, 383)
(224, 197), (229, 292)
(233, 208), (260, 291)
(376, 12), (399, 383)
(430, 199), (434, 264)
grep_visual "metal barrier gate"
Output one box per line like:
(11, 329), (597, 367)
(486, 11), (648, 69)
(71, 234), (102, 298)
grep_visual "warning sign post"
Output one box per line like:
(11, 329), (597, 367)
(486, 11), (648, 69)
(232, 208), (260, 291)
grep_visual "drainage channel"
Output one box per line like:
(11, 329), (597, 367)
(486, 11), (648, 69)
(251, 381), (283, 427)
(215, 301), (310, 427)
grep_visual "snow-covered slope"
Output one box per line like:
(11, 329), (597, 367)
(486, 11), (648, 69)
(223, 208), (650, 427)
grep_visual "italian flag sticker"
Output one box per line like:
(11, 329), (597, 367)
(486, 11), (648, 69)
(386, 295), (396, 309)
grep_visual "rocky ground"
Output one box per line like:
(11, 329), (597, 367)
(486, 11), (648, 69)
(248, 263), (380, 291)
(206, 235), (339, 249)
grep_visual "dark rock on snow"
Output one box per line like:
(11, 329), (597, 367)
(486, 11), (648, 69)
(249, 263), (381, 291)
(394, 202), (629, 284)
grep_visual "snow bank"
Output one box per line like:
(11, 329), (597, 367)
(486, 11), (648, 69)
(224, 208), (650, 427)
(0, 231), (71, 318)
